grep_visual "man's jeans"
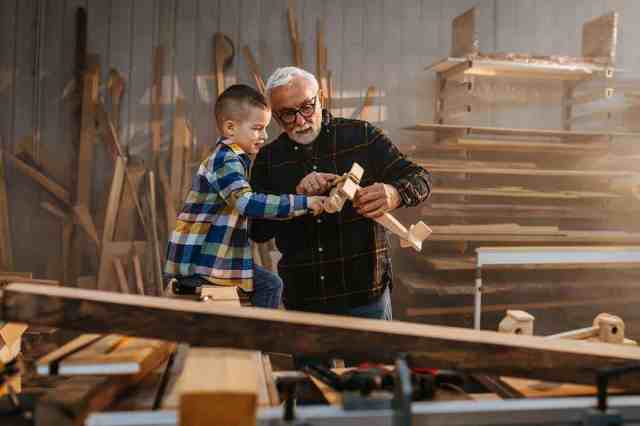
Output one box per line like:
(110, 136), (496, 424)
(345, 287), (393, 320)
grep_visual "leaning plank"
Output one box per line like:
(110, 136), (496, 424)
(148, 172), (165, 295)
(5, 283), (640, 389)
(0, 151), (13, 270)
(102, 156), (126, 244)
(97, 241), (148, 292)
(4, 150), (72, 206)
(241, 46), (266, 94)
(170, 98), (187, 210)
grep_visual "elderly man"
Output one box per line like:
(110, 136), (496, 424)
(250, 67), (431, 320)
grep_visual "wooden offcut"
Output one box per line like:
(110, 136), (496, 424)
(582, 12), (618, 64)
(6, 283), (640, 389)
(451, 7), (478, 57)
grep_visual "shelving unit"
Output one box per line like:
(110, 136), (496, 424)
(398, 7), (640, 332)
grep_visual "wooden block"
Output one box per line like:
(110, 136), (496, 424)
(0, 151), (13, 271)
(164, 348), (259, 426)
(200, 286), (240, 306)
(9, 283), (640, 389)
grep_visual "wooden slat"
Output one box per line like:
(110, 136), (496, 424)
(423, 202), (629, 220)
(6, 283), (640, 389)
(151, 46), (164, 169)
(0, 151), (12, 270)
(76, 54), (100, 210)
(72, 204), (100, 249)
(114, 165), (145, 241)
(287, 1), (302, 67)
(148, 172), (165, 295)
(133, 255), (145, 295)
(158, 161), (177, 235)
(407, 122), (640, 139)
(113, 258), (130, 294)
(433, 137), (609, 154)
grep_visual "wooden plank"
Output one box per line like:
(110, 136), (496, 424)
(76, 54), (100, 210)
(36, 334), (104, 376)
(423, 202), (629, 220)
(582, 12), (618, 64)
(114, 166), (145, 241)
(102, 156), (126, 244)
(157, 162), (177, 235)
(4, 150), (72, 206)
(59, 337), (174, 376)
(451, 7), (478, 57)
(0, 151), (13, 270)
(72, 204), (100, 249)
(435, 137), (609, 154)
(151, 46), (164, 169)
(34, 340), (173, 426)
(433, 186), (618, 200)
(6, 283), (640, 389)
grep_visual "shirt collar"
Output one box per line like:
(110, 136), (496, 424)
(217, 136), (247, 156)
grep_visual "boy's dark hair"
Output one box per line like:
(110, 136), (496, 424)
(214, 84), (269, 131)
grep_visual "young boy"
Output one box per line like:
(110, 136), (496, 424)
(164, 84), (325, 308)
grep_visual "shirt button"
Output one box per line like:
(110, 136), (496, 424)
(316, 218), (322, 224)
(294, 146), (299, 150)
(320, 275), (325, 281)
(312, 165), (317, 170)
(318, 247), (323, 253)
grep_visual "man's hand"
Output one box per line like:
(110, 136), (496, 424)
(353, 183), (402, 218)
(296, 172), (338, 195)
(308, 196), (328, 216)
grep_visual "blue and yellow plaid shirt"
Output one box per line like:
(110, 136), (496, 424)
(164, 137), (308, 290)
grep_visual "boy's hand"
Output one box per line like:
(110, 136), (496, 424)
(296, 172), (338, 195)
(308, 196), (328, 216)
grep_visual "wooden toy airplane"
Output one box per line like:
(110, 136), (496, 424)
(323, 163), (432, 251)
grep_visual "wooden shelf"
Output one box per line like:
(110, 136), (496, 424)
(426, 56), (610, 81)
(419, 137), (610, 155)
(419, 159), (638, 178)
(423, 203), (635, 220)
(425, 255), (640, 271)
(406, 123), (640, 140)
(433, 186), (618, 200)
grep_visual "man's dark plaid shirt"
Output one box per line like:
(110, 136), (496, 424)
(250, 111), (431, 312)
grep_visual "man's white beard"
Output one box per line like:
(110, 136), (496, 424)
(289, 125), (321, 144)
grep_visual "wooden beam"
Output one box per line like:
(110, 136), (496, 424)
(76, 54), (100, 210)
(5, 283), (640, 389)
(95, 101), (125, 160)
(132, 255), (145, 295)
(0, 151), (13, 271)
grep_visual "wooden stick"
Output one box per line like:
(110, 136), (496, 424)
(7, 283), (640, 389)
(0, 151), (13, 270)
(241, 46), (266, 94)
(158, 161), (177, 235)
(287, 1), (303, 67)
(102, 156), (126, 245)
(170, 98), (187, 210)
(107, 68), (125, 132)
(113, 258), (130, 294)
(72, 204), (101, 249)
(148, 172), (165, 296)
(151, 46), (164, 170)
(133, 255), (145, 295)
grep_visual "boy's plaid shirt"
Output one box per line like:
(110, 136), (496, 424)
(164, 137), (308, 290)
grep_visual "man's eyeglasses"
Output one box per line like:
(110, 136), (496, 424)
(276, 96), (318, 125)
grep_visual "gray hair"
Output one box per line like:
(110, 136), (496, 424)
(265, 66), (319, 96)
